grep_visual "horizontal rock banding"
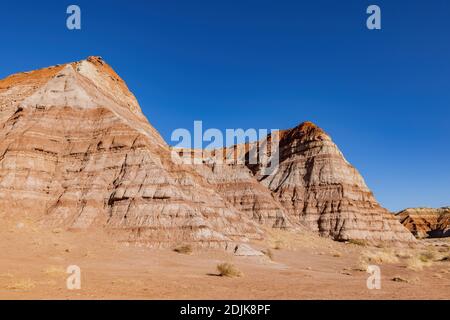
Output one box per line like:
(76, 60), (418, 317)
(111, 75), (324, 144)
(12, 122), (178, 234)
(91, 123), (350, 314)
(0, 57), (415, 246)
(397, 207), (450, 238)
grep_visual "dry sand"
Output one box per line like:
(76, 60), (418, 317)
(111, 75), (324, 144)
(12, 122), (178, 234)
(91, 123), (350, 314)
(0, 216), (448, 300)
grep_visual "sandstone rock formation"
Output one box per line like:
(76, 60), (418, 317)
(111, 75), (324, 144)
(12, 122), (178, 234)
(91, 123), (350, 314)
(194, 123), (415, 242)
(0, 56), (415, 247)
(249, 123), (416, 242)
(0, 56), (262, 248)
(397, 207), (450, 238)
(176, 146), (294, 230)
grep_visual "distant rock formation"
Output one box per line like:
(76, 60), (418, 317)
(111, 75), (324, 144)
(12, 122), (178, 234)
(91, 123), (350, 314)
(0, 56), (415, 247)
(397, 207), (450, 238)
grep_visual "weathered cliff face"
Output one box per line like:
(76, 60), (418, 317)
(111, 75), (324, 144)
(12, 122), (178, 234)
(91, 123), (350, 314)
(397, 207), (450, 238)
(0, 57), (262, 248)
(0, 56), (415, 246)
(172, 144), (294, 230)
(246, 123), (416, 242)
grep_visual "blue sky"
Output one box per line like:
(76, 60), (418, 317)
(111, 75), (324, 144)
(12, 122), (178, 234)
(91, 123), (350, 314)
(0, 0), (449, 211)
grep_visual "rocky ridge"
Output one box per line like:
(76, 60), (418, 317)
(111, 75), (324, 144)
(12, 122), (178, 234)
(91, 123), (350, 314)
(397, 207), (450, 238)
(190, 122), (415, 242)
(0, 56), (415, 248)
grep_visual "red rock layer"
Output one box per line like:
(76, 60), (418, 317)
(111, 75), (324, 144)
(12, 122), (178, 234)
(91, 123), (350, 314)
(397, 207), (450, 238)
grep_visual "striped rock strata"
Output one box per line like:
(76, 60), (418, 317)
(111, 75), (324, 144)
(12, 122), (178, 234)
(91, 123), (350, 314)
(174, 146), (294, 230)
(192, 124), (415, 242)
(0, 57), (415, 246)
(252, 124), (416, 242)
(397, 207), (450, 238)
(0, 56), (262, 248)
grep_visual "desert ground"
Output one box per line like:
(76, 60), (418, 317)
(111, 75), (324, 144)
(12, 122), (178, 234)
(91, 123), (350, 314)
(0, 215), (448, 300)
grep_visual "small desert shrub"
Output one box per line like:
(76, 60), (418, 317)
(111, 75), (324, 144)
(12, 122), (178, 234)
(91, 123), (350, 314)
(354, 258), (369, 272)
(391, 276), (408, 283)
(419, 251), (436, 262)
(173, 244), (193, 255)
(332, 252), (342, 258)
(217, 263), (243, 278)
(262, 248), (274, 260)
(406, 256), (431, 271)
(348, 239), (367, 246)
(273, 240), (283, 250)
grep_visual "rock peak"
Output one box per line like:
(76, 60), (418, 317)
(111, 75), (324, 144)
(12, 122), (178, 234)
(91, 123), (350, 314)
(86, 55), (105, 63)
(279, 121), (331, 143)
(0, 56), (167, 147)
(298, 120), (318, 129)
(294, 121), (323, 134)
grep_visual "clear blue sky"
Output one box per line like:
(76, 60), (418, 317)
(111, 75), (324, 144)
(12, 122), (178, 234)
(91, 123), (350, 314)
(0, 0), (449, 211)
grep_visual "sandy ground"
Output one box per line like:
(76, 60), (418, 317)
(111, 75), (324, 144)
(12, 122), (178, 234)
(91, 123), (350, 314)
(0, 216), (449, 300)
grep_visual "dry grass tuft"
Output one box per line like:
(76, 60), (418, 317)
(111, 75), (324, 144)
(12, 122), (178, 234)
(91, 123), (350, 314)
(173, 244), (193, 255)
(360, 249), (399, 265)
(404, 248), (441, 270)
(348, 239), (368, 246)
(391, 276), (408, 283)
(273, 240), (283, 250)
(419, 251), (436, 262)
(406, 256), (431, 271)
(217, 263), (243, 278)
(43, 266), (66, 277)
